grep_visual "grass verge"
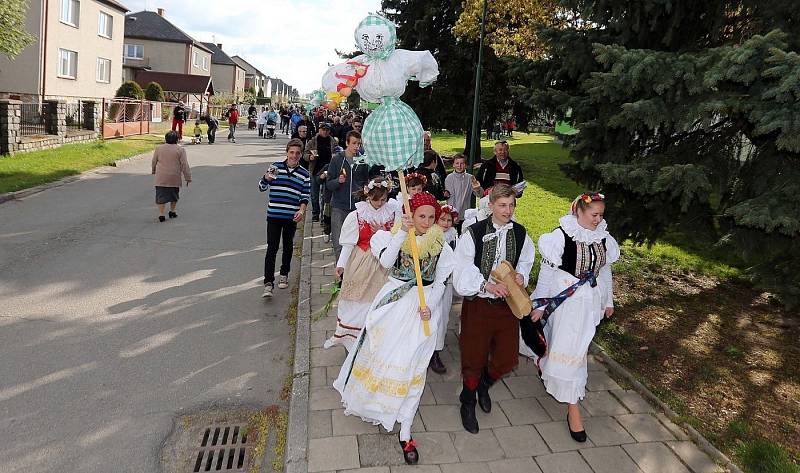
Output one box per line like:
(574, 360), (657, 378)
(0, 134), (163, 193)
(432, 132), (800, 472)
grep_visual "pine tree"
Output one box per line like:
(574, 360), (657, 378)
(115, 81), (144, 100)
(144, 82), (164, 102)
(512, 0), (800, 306)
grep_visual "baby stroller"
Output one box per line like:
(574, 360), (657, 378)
(248, 113), (257, 130)
(264, 120), (276, 139)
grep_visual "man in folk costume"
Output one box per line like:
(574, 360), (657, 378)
(453, 184), (536, 433)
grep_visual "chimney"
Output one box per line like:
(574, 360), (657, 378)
(157, 8), (165, 17)
(217, 43), (223, 49)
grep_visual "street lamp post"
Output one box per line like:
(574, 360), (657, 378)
(468, 0), (489, 175)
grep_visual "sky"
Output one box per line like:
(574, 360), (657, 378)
(123, 0), (383, 94)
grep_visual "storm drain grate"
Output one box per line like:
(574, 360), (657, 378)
(191, 424), (253, 472)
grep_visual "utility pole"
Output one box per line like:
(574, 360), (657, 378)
(468, 0), (489, 175)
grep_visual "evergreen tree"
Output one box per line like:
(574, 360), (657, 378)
(0, 0), (35, 60)
(144, 82), (164, 102)
(382, 0), (509, 157)
(512, 0), (800, 306)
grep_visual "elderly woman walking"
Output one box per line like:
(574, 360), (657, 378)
(151, 130), (191, 222)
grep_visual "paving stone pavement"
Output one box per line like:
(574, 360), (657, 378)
(302, 221), (723, 473)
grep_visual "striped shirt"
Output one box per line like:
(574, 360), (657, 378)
(258, 160), (311, 220)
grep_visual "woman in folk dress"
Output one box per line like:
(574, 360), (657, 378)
(428, 205), (459, 374)
(333, 192), (454, 464)
(529, 193), (619, 442)
(325, 177), (396, 351)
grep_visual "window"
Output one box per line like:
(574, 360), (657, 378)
(192, 51), (198, 67)
(98, 12), (113, 38)
(58, 49), (78, 79)
(124, 44), (143, 59)
(60, 0), (80, 27)
(202, 56), (208, 71)
(96, 57), (111, 83)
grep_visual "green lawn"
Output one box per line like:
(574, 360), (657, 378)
(430, 132), (741, 280)
(0, 134), (164, 194)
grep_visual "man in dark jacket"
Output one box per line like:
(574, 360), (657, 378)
(172, 102), (186, 140)
(203, 115), (219, 144)
(305, 123), (338, 221)
(475, 141), (524, 190)
(325, 130), (369, 261)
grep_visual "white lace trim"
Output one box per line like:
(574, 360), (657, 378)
(559, 214), (609, 244)
(355, 200), (395, 225)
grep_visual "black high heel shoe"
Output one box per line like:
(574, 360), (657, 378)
(567, 411), (587, 442)
(399, 435), (419, 464)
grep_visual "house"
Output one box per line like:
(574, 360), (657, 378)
(123, 9), (214, 110)
(230, 55), (266, 94)
(201, 43), (246, 98)
(123, 9), (212, 81)
(0, 0), (129, 102)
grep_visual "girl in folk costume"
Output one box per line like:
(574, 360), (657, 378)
(390, 172), (426, 219)
(527, 192), (619, 442)
(333, 192), (455, 464)
(429, 205), (459, 374)
(325, 177), (396, 351)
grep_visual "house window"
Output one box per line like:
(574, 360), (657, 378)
(124, 44), (143, 59)
(192, 51), (198, 67)
(98, 12), (113, 38)
(60, 0), (80, 27)
(96, 57), (111, 83)
(58, 49), (78, 79)
(202, 56), (208, 71)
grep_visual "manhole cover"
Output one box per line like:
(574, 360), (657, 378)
(191, 424), (253, 472)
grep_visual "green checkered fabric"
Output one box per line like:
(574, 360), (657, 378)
(362, 96), (424, 171)
(355, 14), (397, 60)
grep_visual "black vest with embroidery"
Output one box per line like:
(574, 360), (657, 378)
(557, 226), (607, 277)
(466, 219), (528, 280)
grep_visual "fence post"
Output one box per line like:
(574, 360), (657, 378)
(0, 99), (22, 155)
(45, 99), (66, 137)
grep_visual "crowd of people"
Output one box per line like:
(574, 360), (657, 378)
(254, 117), (618, 465)
(152, 108), (617, 463)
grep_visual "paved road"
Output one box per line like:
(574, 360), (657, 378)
(0, 129), (297, 472)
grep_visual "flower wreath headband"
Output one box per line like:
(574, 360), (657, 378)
(364, 179), (393, 193)
(570, 192), (605, 215)
(404, 172), (427, 186)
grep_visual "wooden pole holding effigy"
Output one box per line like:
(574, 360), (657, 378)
(397, 169), (431, 337)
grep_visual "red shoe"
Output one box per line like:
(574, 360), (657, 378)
(399, 436), (419, 464)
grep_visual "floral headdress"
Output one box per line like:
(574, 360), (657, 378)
(570, 192), (605, 215)
(405, 172), (427, 186)
(363, 178), (393, 194)
(440, 204), (458, 220)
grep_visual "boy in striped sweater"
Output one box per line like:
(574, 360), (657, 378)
(259, 139), (311, 297)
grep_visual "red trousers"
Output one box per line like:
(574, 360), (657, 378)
(171, 118), (184, 139)
(459, 297), (519, 385)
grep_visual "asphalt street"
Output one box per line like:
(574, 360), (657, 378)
(0, 128), (297, 472)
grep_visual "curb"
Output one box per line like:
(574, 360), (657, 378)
(590, 342), (744, 473)
(284, 212), (313, 473)
(0, 150), (152, 205)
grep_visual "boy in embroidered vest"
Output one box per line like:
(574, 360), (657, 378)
(453, 184), (535, 434)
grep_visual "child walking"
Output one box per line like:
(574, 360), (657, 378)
(429, 205), (459, 374)
(333, 192), (454, 465)
(325, 177), (396, 351)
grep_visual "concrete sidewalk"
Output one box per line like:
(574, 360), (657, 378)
(300, 220), (723, 473)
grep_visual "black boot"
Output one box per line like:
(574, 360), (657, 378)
(477, 368), (496, 413)
(459, 384), (479, 434)
(429, 351), (446, 374)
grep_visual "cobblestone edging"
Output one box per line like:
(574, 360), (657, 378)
(590, 343), (744, 473)
(284, 211), (313, 473)
(0, 150), (152, 205)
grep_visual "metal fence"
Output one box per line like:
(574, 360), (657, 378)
(65, 101), (83, 131)
(20, 102), (50, 136)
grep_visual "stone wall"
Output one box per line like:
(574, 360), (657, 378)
(0, 99), (100, 155)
